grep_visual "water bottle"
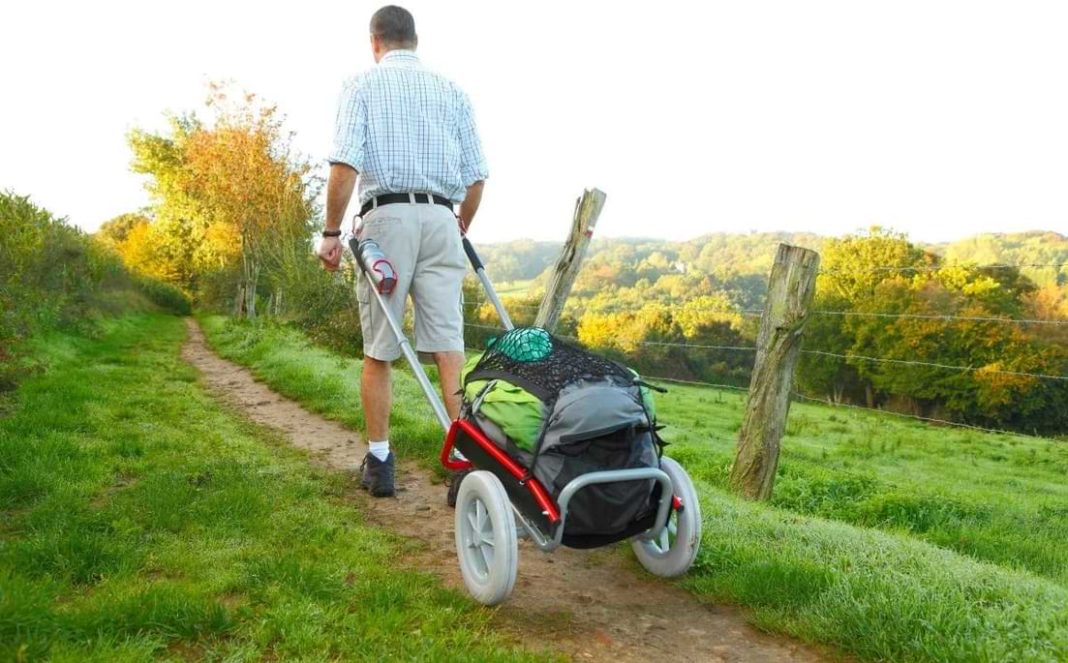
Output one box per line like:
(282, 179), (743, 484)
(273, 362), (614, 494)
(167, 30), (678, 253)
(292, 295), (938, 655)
(351, 238), (397, 295)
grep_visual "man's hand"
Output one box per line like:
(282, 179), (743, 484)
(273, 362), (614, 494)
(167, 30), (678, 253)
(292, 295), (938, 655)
(317, 236), (343, 271)
(321, 163), (358, 272)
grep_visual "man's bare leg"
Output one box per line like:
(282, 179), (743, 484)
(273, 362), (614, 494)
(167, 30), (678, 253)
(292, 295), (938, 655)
(361, 357), (392, 441)
(433, 350), (465, 419)
(359, 356), (395, 496)
(437, 349), (468, 506)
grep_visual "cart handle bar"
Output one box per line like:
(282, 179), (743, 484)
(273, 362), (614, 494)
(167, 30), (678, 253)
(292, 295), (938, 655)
(462, 237), (514, 331)
(462, 237), (484, 271)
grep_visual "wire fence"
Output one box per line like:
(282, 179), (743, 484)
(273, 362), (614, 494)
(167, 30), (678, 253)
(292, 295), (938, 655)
(462, 323), (1044, 438)
(641, 375), (752, 393)
(789, 391), (1031, 437)
(817, 262), (1068, 276)
(465, 323), (1068, 382)
(800, 350), (1068, 382)
(812, 310), (1068, 325)
(459, 255), (1067, 438)
(463, 299), (765, 317)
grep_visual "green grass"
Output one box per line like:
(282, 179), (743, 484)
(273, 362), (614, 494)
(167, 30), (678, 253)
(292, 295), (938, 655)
(656, 387), (1068, 586)
(489, 280), (539, 298)
(685, 488), (1067, 661)
(199, 315), (1068, 662)
(0, 315), (548, 661)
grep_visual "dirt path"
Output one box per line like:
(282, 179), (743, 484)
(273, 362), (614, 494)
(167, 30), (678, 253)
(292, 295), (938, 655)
(181, 319), (827, 662)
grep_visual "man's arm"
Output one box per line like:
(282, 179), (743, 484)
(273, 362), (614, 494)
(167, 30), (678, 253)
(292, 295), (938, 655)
(326, 163), (357, 232)
(318, 163), (358, 271)
(320, 76), (365, 271)
(457, 180), (484, 233)
(456, 90), (488, 233)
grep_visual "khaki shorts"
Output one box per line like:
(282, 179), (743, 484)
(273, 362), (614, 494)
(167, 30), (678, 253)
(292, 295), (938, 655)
(355, 202), (466, 361)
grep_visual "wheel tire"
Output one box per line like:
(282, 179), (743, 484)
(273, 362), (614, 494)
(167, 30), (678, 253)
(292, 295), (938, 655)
(454, 471), (518, 605)
(632, 457), (702, 578)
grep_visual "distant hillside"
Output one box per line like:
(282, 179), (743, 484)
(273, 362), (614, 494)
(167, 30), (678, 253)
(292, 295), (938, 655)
(928, 231), (1068, 287)
(478, 230), (1067, 288)
(477, 232), (823, 284)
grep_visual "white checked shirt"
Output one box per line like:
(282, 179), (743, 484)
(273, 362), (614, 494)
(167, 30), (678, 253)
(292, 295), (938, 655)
(328, 50), (489, 206)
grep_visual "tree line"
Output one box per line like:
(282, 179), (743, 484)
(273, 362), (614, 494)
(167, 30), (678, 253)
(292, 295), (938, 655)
(78, 85), (1068, 434)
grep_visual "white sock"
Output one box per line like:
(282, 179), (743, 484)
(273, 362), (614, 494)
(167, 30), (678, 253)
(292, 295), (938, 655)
(368, 440), (390, 461)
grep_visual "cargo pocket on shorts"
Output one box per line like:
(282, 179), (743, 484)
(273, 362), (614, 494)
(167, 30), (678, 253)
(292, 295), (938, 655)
(356, 273), (373, 343)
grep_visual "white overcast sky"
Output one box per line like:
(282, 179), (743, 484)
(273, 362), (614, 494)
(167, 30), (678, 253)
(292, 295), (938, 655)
(2, 1), (1066, 243)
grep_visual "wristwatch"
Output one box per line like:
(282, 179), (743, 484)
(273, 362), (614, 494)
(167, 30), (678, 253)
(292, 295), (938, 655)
(322, 229), (342, 237)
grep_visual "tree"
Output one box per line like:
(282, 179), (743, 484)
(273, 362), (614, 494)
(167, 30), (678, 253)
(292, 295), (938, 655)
(128, 82), (315, 316)
(817, 226), (932, 302)
(95, 213), (150, 251)
(794, 227), (1068, 432)
(796, 293), (862, 403)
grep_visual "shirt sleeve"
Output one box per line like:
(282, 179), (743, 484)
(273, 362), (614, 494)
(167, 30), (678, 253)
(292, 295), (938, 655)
(456, 91), (489, 186)
(327, 79), (366, 171)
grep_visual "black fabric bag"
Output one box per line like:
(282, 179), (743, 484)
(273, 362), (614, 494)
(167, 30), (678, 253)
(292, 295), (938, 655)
(464, 328), (662, 539)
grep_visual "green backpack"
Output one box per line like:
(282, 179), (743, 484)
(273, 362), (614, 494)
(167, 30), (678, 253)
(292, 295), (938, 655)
(462, 354), (544, 452)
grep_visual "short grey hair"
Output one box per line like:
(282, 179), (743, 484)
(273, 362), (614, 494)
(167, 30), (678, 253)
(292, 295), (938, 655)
(370, 5), (417, 47)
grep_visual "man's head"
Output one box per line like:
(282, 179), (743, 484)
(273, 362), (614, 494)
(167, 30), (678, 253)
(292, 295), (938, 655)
(370, 5), (417, 62)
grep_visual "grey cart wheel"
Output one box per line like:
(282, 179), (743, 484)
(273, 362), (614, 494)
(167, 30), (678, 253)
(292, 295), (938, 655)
(454, 471), (518, 605)
(632, 457), (702, 577)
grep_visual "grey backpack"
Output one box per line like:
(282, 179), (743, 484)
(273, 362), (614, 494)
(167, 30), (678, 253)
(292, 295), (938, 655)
(464, 328), (663, 541)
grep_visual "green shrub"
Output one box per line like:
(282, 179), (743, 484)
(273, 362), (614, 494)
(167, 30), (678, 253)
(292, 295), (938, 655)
(0, 191), (189, 389)
(133, 275), (191, 315)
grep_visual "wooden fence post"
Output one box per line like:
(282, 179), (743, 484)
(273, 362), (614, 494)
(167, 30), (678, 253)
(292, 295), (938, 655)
(729, 243), (820, 500)
(534, 188), (607, 332)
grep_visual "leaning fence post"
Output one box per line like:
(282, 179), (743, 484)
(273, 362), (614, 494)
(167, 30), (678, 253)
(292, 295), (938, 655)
(729, 243), (820, 500)
(534, 188), (606, 332)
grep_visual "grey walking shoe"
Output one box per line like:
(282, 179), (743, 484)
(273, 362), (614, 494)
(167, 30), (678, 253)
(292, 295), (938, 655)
(360, 452), (395, 497)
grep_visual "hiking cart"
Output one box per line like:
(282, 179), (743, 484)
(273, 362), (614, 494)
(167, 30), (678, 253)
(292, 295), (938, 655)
(350, 235), (702, 606)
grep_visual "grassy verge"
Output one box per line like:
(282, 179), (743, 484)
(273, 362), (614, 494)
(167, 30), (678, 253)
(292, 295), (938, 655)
(0, 314), (546, 661)
(199, 315), (1068, 662)
(657, 386), (1068, 586)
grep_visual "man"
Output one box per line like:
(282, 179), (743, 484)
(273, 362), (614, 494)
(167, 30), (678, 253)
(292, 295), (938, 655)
(318, 5), (487, 498)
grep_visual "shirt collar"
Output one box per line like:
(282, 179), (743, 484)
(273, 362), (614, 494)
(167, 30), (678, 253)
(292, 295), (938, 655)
(379, 49), (420, 66)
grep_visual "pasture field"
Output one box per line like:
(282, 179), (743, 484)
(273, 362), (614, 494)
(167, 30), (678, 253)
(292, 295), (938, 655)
(486, 280), (539, 298)
(658, 387), (1068, 586)
(200, 315), (1068, 662)
(0, 315), (543, 662)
